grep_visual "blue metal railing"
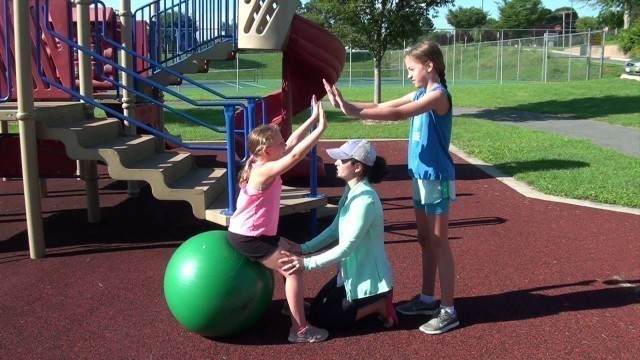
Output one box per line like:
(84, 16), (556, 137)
(134, 0), (235, 73)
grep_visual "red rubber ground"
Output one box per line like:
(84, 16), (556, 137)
(1, 140), (638, 359)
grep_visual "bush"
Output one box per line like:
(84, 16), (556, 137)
(619, 22), (640, 57)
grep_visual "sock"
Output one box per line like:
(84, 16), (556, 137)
(419, 294), (436, 304)
(441, 305), (456, 316)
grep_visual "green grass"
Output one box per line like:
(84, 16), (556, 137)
(450, 78), (640, 128)
(453, 117), (640, 207)
(335, 78), (640, 128)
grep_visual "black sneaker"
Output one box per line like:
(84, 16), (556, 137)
(396, 294), (440, 315)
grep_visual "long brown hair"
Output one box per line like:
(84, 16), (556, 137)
(237, 125), (281, 186)
(406, 41), (447, 89)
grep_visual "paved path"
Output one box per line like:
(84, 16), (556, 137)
(454, 107), (640, 157)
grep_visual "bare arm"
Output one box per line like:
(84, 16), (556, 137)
(324, 79), (418, 121)
(336, 87), (449, 121)
(285, 95), (319, 150)
(253, 103), (328, 182)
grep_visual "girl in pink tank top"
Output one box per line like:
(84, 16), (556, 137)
(228, 96), (330, 343)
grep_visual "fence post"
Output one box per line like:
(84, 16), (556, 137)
(452, 29), (456, 86)
(544, 31), (548, 83)
(517, 38), (521, 81)
(599, 30), (606, 78)
(568, 29), (573, 81)
(236, 51), (240, 91)
(402, 40), (406, 87)
(476, 31), (481, 81)
(495, 32), (499, 81)
(500, 30), (504, 84)
(586, 28), (592, 80)
(460, 36), (465, 81)
(348, 46), (352, 87)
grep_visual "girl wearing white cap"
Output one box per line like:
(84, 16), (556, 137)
(279, 140), (397, 330)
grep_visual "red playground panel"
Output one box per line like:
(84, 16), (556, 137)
(0, 134), (77, 177)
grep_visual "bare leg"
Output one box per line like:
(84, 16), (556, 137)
(356, 299), (385, 320)
(415, 210), (437, 297)
(260, 248), (307, 331)
(357, 296), (397, 328)
(425, 212), (455, 307)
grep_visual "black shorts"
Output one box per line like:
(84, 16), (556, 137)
(227, 232), (280, 261)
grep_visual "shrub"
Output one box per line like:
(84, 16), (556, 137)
(619, 22), (640, 57)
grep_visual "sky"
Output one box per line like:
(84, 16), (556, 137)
(101, 0), (601, 29)
(429, 0), (600, 29)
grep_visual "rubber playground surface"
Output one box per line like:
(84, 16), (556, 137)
(0, 140), (638, 359)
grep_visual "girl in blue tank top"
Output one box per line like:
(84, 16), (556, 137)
(322, 40), (459, 334)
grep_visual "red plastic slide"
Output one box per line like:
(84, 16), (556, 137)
(235, 15), (345, 179)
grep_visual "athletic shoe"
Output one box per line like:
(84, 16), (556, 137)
(395, 295), (440, 315)
(281, 301), (311, 316)
(287, 325), (329, 343)
(419, 307), (459, 335)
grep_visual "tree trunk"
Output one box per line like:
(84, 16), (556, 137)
(623, 2), (631, 29)
(373, 57), (382, 104)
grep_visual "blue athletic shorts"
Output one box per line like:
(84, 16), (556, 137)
(412, 179), (455, 215)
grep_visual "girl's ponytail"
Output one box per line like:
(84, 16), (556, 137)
(237, 124), (280, 186)
(238, 155), (257, 186)
(439, 70), (447, 89)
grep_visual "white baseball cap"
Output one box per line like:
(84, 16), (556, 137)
(326, 139), (376, 166)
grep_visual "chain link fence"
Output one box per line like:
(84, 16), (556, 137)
(340, 29), (619, 86)
(202, 29), (622, 89)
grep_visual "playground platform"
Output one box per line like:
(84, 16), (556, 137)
(0, 140), (638, 359)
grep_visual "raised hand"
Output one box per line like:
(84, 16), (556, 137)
(317, 102), (327, 130)
(310, 94), (320, 119)
(332, 84), (356, 117)
(323, 78), (338, 108)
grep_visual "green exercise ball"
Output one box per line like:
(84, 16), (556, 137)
(163, 230), (274, 337)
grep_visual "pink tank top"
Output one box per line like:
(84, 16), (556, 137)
(228, 164), (282, 236)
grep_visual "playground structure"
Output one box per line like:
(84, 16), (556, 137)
(0, 0), (346, 259)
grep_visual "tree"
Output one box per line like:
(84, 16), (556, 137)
(576, 16), (600, 30)
(497, 0), (549, 36)
(619, 20), (640, 55)
(299, 0), (453, 103)
(550, 7), (580, 33)
(577, 0), (639, 28)
(597, 8), (625, 28)
(158, 11), (198, 53)
(446, 7), (488, 29)
(298, 0), (332, 29)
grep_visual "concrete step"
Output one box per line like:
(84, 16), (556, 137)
(40, 118), (122, 154)
(124, 151), (195, 185)
(87, 135), (157, 166)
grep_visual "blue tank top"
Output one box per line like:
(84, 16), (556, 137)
(407, 85), (455, 180)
